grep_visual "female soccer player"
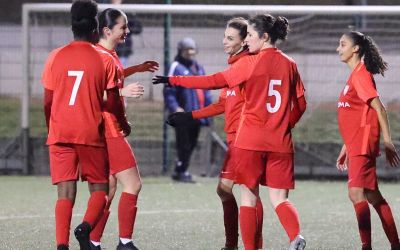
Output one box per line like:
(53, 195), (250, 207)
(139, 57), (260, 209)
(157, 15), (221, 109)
(154, 14), (307, 250)
(89, 8), (158, 250)
(167, 17), (264, 250)
(336, 31), (400, 250)
(42, 1), (114, 249)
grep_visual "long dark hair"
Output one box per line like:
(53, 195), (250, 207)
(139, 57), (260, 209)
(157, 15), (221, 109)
(248, 14), (289, 44)
(345, 31), (388, 76)
(70, 0), (98, 41)
(98, 8), (126, 38)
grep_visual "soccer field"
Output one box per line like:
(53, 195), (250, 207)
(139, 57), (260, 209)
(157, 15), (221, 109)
(1, 176), (399, 250)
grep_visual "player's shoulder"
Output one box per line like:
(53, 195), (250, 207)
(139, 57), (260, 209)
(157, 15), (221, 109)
(94, 45), (115, 62)
(276, 50), (296, 65)
(353, 63), (373, 81)
(47, 45), (67, 61)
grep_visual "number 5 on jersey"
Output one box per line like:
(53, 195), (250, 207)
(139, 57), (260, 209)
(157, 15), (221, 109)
(266, 79), (281, 113)
(68, 70), (84, 106)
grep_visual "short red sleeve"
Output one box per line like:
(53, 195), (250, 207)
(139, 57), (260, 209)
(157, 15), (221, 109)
(42, 48), (61, 90)
(352, 70), (378, 103)
(221, 55), (255, 88)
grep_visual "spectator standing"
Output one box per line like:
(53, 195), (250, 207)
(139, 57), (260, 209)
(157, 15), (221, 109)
(164, 37), (212, 183)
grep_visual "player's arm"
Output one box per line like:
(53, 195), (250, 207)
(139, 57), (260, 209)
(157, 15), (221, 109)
(167, 94), (226, 127)
(289, 64), (307, 128)
(193, 94), (226, 119)
(289, 95), (306, 129)
(168, 73), (228, 89)
(106, 87), (131, 136)
(153, 54), (253, 89)
(336, 144), (348, 171)
(44, 88), (53, 130)
(124, 60), (159, 77)
(369, 97), (400, 167)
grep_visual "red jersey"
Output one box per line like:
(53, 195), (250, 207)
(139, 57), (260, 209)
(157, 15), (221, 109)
(337, 62), (380, 157)
(191, 51), (247, 143)
(170, 48), (306, 153)
(42, 41), (114, 146)
(95, 44), (126, 138)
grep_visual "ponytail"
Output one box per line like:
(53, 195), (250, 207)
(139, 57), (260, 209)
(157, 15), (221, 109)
(345, 31), (388, 76)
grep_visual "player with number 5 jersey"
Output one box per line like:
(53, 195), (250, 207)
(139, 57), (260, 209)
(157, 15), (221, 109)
(153, 14), (307, 250)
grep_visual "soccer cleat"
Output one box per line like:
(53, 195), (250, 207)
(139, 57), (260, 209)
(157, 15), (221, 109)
(116, 240), (139, 250)
(74, 222), (92, 250)
(288, 235), (306, 250)
(57, 244), (69, 250)
(221, 247), (238, 250)
(90, 241), (102, 250)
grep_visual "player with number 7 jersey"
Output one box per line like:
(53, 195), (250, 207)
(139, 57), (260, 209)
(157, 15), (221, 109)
(42, 42), (116, 147)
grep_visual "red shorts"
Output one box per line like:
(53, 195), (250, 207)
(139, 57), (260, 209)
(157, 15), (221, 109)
(348, 155), (377, 190)
(219, 143), (238, 180)
(106, 136), (137, 175)
(49, 143), (109, 185)
(234, 147), (294, 190)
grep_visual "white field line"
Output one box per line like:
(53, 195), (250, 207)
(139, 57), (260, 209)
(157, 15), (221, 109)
(0, 209), (218, 221)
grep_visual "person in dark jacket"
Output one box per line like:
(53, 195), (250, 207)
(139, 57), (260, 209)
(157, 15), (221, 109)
(164, 37), (212, 182)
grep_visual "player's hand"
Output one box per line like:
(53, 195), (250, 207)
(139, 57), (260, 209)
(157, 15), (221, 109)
(384, 141), (400, 167)
(152, 75), (170, 86)
(138, 61), (159, 73)
(336, 144), (348, 171)
(121, 121), (132, 137)
(166, 112), (194, 127)
(120, 83), (144, 98)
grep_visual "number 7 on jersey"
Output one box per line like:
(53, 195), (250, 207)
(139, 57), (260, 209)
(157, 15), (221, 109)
(68, 70), (84, 106)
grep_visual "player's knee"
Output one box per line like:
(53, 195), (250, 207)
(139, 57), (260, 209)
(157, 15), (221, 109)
(132, 180), (142, 194)
(124, 180), (142, 195)
(348, 189), (364, 204)
(216, 185), (233, 200)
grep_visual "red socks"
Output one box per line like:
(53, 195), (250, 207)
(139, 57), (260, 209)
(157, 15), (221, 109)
(222, 199), (239, 248)
(255, 198), (264, 249)
(55, 198), (74, 247)
(373, 199), (400, 248)
(118, 192), (138, 239)
(240, 206), (257, 250)
(83, 191), (108, 228)
(90, 200), (111, 242)
(275, 201), (300, 242)
(354, 201), (372, 249)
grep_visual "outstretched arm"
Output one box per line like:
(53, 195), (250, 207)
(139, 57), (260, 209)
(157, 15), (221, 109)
(124, 61), (159, 77)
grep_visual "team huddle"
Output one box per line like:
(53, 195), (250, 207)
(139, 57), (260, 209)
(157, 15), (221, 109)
(43, 0), (400, 250)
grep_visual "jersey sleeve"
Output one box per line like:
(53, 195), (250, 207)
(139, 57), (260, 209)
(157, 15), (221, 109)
(41, 49), (60, 90)
(170, 73), (228, 89)
(103, 56), (118, 90)
(221, 55), (255, 88)
(192, 89), (226, 119)
(353, 70), (379, 103)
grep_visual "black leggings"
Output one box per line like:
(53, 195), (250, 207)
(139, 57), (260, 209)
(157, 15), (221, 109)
(174, 124), (201, 174)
